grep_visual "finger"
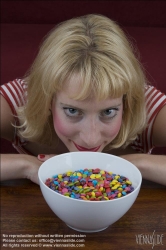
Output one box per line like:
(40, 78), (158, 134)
(38, 154), (55, 162)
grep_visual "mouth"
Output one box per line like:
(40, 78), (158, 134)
(73, 142), (101, 152)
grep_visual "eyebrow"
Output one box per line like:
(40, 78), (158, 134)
(60, 102), (122, 111)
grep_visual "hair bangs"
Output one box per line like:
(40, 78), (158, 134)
(63, 56), (128, 101)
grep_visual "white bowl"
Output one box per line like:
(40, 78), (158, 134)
(38, 152), (142, 233)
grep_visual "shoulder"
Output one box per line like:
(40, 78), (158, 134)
(0, 78), (27, 96)
(145, 85), (166, 148)
(130, 85), (166, 153)
(0, 79), (27, 114)
(0, 93), (15, 141)
(152, 104), (166, 147)
(145, 85), (166, 108)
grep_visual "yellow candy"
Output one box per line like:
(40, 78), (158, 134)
(118, 188), (123, 191)
(99, 187), (103, 191)
(110, 180), (118, 185)
(90, 174), (96, 179)
(118, 193), (122, 198)
(111, 185), (118, 190)
(64, 181), (68, 184)
(108, 171), (113, 175)
(64, 193), (70, 196)
(95, 174), (101, 178)
(91, 192), (96, 197)
(66, 171), (73, 176)
(100, 170), (105, 174)
(104, 197), (109, 200)
(114, 175), (120, 180)
(77, 173), (82, 177)
(126, 180), (132, 185)
(58, 174), (63, 179)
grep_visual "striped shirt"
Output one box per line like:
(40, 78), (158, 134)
(0, 79), (29, 154)
(130, 85), (166, 153)
(1, 79), (166, 154)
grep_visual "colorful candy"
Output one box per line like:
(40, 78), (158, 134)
(45, 168), (134, 201)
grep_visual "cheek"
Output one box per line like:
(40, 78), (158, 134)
(53, 116), (68, 137)
(106, 117), (122, 139)
(53, 115), (75, 138)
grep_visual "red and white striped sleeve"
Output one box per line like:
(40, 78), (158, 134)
(131, 85), (166, 153)
(0, 79), (27, 117)
(0, 79), (31, 154)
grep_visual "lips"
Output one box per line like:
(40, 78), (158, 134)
(73, 142), (101, 152)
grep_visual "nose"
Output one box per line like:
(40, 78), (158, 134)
(79, 118), (101, 148)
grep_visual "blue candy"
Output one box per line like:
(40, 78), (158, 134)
(92, 180), (98, 186)
(53, 181), (59, 185)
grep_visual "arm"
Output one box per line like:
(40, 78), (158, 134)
(121, 154), (166, 186)
(0, 95), (41, 184)
(1, 154), (41, 184)
(121, 105), (166, 186)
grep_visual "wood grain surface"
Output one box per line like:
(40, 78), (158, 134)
(1, 179), (166, 250)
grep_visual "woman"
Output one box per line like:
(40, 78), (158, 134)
(1, 14), (166, 185)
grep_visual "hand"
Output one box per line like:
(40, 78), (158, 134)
(23, 155), (43, 185)
(26, 154), (56, 185)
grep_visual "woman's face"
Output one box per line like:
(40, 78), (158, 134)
(52, 77), (123, 152)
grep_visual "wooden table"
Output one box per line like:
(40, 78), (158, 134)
(1, 179), (166, 250)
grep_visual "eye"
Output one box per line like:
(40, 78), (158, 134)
(63, 108), (82, 117)
(100, 108), (118, 119)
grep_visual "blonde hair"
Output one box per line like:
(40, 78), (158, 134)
(18, 14), (147, 149)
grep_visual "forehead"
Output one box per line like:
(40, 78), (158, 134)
(55, 76), (123, 108)
(58, 74), (98, 102)
(63, 74), (83, 96)
(55, 72), (125, 104)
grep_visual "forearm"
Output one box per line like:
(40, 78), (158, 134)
(121, 154), (166, 186)
(139, 154), (166, 185)
(0, 154), (41, 184)
(1, 154), (27, 181)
